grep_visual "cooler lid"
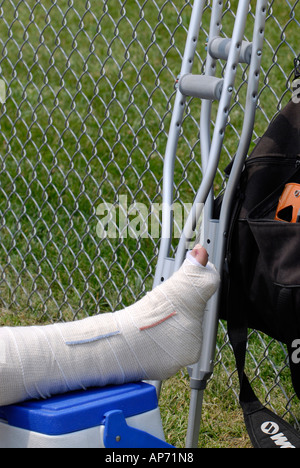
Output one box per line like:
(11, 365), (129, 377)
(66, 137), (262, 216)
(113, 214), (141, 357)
(0, 382), (158, 436)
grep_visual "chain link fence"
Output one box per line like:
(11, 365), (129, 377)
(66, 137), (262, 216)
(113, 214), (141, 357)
(0, 0), (299, 436)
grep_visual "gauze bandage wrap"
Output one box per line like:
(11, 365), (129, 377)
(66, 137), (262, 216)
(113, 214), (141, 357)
(0, 258), (219, 406)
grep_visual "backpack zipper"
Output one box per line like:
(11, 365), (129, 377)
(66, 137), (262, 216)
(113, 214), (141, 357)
(246, 156), (300, 168)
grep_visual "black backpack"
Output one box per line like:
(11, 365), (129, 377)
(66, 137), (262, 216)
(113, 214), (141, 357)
(219, 99), (300, 448)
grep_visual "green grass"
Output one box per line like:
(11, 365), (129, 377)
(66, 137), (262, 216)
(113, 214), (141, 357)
(159, 370), (253, 448)
(0, 0), (299, 448)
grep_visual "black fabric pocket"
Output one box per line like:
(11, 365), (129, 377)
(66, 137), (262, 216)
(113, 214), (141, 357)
(248, 219), (300, 287)
(247, 187), (300, 344)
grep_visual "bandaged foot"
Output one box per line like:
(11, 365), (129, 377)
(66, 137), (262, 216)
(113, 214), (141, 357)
(0, 245), (219, 406)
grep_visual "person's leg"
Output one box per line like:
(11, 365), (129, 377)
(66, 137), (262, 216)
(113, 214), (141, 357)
(0, 245), (219, 406)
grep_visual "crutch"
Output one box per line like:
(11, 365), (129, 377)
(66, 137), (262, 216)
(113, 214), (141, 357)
(152, 0), (268, 448)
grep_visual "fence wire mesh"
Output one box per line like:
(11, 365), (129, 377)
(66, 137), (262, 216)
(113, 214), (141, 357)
(0, 0), (300, 436)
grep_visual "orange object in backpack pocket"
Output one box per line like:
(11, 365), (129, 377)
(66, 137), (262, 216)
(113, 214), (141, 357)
(275, 183), (300, 223)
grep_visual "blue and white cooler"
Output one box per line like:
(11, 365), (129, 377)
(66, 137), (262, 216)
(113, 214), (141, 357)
(0, 382), (173, 448)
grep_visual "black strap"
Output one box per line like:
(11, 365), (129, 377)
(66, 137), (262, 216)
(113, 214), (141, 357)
(227, 290), (300, 448)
